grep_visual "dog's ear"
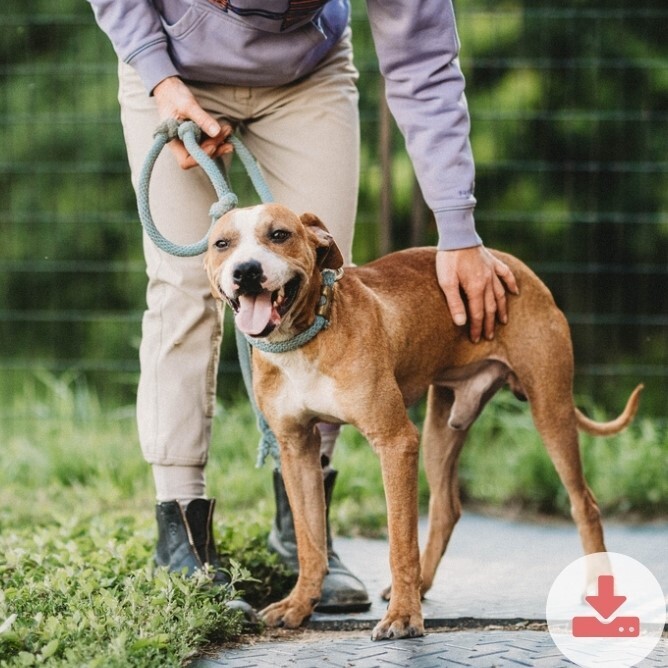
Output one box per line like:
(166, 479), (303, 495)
(300, 212), (345, 270)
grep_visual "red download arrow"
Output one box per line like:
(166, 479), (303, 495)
(585, 575), (627, 619)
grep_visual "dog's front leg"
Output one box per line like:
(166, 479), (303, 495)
(370, 421), (424, 640)
(260, 424), (328, 629)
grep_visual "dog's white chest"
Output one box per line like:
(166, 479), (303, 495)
(266, 353), (341, 422)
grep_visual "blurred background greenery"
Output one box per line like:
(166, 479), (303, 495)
(1, 1), (666, 509)
(2, 0), (666, 417)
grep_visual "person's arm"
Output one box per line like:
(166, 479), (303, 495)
(87, 0), (178, 94)
(366, 0), (518, 341)
(87, 1), (232, 167)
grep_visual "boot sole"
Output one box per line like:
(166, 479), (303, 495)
(314, 600), (372, 614)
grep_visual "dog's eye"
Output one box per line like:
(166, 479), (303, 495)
(270, 229), (291, 243)
(214, 239), (230, 250)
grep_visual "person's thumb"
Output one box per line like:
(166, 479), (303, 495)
(185, 102), (220, 138)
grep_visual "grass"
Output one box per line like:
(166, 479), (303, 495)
(458, 391), (668, 518)
(1, 372), (666, 665)
(0, 517), (245, 667)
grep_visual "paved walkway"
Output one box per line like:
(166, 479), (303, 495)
(195, 513), (667, 667)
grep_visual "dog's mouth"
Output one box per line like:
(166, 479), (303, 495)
(227, 276), (301, 337)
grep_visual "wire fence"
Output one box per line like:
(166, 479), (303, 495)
(1, 1), (666, 421)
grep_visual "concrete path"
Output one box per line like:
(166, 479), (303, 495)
(195, 512), (667, 667)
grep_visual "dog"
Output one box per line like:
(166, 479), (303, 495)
(204, 203), (642, 640)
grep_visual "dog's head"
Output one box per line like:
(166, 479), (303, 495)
(205, 203), (344, 338)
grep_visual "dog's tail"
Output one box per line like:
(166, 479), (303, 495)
(576, 384), (644, 436)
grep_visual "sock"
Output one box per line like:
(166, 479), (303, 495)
(152, 464), (206, 503)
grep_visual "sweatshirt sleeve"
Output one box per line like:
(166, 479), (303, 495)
(87, 0), (179, 93)
(366, 0), (481, 250)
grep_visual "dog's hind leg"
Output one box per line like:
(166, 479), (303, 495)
(418, 385), (469, 598)
(529, 392), (607, 558)
(530, 395), (613, 588)
(417, 374), (503, 597)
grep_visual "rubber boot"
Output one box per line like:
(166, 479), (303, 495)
(155, 498), (257, 621)
(268, 468), (371, 613)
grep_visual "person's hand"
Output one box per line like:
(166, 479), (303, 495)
(153, 76), (234, 169)
(436, 246), (519, 343)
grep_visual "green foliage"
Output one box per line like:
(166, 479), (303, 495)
(0, 517), (245, 667)
(0, 375), (268, 666)
(580, 406), (668, 515)
(216, 524), (296, 610)
(458, 390), (668, 518)
(1, 373), (666, 664)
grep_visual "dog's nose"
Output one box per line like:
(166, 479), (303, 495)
(232, 260), (264, 290)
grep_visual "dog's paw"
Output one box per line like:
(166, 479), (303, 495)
(371, 612), (424, 641)
(260, 596), (313, 629)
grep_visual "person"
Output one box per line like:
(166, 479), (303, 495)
(86, 0), (518, 615)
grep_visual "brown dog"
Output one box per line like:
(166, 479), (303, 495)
(204, 203), (641, 640)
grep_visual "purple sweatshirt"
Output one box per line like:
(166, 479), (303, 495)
(87, 0), (481, 250)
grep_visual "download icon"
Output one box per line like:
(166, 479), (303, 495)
(571, 575), (639, 638)
(547, 552), (666, 668)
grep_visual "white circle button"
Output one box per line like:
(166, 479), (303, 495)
(546, 552), (665, 667)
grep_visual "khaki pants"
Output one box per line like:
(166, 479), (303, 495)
(119, 33), (360, 469)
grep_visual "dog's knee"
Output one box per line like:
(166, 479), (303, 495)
(370, 421), (420, 454)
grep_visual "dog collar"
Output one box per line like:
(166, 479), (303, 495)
(242, 268), (342, 354)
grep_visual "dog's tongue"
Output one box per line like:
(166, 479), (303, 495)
(236, 292), (274, 336)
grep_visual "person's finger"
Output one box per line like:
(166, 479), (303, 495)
(483, 283), (498, 340)
(154, 76), (220, 137)
(167, 140), (193, 169)
(174, 130), (235, 170)
(441, 281), (468, 328)
(492, 274), (508, 325)
(217, 122), (234, 141)
(466, 291), (485, 343)
(200, 133), (234, 156)
(436, 250), (473, 330)
(494, 257), (519, 295)
(184, 101), (221, 138)
(213, 142), (234, 158)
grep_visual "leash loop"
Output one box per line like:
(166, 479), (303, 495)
(137, 119), (272, 257)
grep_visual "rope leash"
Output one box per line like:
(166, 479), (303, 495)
(137, 119), (282, 464)
(136, 121), (339, 466)
(136, 119), (273, 257)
